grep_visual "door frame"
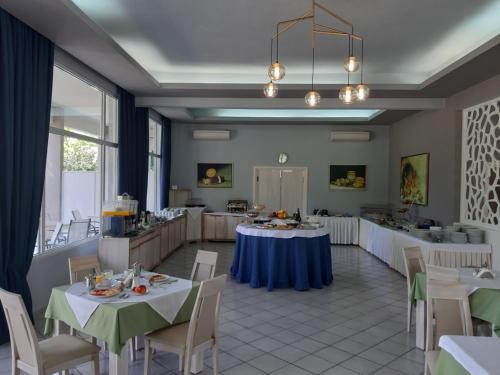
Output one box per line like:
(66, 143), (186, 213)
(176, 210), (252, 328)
(252, 166), (308, 214)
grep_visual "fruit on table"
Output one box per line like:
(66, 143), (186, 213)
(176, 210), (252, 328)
(132, 285), (147, 295)
(277, 209), (288, 219)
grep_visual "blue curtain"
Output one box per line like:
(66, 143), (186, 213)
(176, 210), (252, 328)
(117, 92), (149, 212)
(0, 8), (54, 344)
(160, 116), (172, 209)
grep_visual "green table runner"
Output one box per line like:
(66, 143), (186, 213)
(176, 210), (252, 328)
(410, 272), (500, 334)
(45, 283), (199, 354)
(434, 349), (470, 375)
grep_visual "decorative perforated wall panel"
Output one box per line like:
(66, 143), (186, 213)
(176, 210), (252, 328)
(462, 97), (500, 227)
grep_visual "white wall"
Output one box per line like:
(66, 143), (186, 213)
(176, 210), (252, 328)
(171, 123), (390, 215)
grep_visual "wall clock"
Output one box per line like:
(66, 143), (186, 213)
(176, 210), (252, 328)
(278, 153), (288, 164)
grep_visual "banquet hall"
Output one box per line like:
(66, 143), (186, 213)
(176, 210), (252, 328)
(0, 1), (499, 374)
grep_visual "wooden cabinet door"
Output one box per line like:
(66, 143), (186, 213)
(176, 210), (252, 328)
(226, 216), (239, 240)
(203, 215), (216, 240)
(180, 217), (186, 243)
(175, 220), (181, 248)
(214, 216), (228, 240)
(168, 222), (175, 254)
(129, 246), (140, 268)
(152, 235), (161, 267)
(160, 225), (169, 259)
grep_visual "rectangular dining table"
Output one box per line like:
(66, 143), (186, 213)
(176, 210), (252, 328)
(435, 335), (500, 375)
(44, 275), (202, 375)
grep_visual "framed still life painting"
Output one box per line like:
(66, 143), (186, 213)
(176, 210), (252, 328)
(329, 165), (366, 191)
(400, 153), (429, 205)
(197, 163), (233, 188)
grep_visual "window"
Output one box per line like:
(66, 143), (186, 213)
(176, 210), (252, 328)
(34, 66), (118, 254)
(147, 118), (162, 212)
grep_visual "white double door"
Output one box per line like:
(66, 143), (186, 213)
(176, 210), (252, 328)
(253, 167), (307, 215)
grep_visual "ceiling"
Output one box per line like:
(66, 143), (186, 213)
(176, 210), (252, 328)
(2, 0), (500, 124)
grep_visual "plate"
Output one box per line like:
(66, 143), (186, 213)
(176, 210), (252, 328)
(89, 287), (121, 298)
(148, 274), (169, 284)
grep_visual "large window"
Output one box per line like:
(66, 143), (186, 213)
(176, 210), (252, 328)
(147, 118), (162, 212)
(34, 66), (118, 254)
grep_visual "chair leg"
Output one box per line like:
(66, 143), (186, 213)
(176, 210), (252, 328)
(11, 364), (19, 375)
(179, 355), (183, 371)
(212, 345), (219, 375)
(424, 357), (428, 375)
(91, 353), (100, 375)
(144, 342), (151, 375)
(129, 338), (136, 361)
(183, 352), (191, 375)
(407, 300), (413, 332)
(69, 327), (75, 336)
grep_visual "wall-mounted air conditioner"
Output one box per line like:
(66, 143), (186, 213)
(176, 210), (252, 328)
(192, 130), (231, 140)
(330, 131), (370, 142)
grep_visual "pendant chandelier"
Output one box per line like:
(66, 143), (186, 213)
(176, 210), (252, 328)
(263, 0), (370, 106)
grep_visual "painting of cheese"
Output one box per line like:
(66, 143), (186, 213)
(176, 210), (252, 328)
(197, 163), (233, 188)
(329, 165), (367, 191)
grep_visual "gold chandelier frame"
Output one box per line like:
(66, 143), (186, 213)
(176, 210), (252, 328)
(264, 0), (370, 105)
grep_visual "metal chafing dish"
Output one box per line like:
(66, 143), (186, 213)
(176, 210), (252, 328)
(227, 199), (248, 213)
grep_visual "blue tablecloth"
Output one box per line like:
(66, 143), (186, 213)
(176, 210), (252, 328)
(231, 232), (333, 291)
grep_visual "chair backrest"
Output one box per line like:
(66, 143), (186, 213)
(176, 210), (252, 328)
(72, 210), (82, 220)
(402, 246), (425, 292)
(68, 219), (91, 243)
(49, 222), (63, 244)
(426, 264), (459, 282)
(186, 275), (226, 351)
(68, 254), (101, 284)
(190, 250), (218, 282)
(0, 289), (41, 371)
(426, 281), (473, 351)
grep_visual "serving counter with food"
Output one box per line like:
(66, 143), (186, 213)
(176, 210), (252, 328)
(359, 218), (492, 275)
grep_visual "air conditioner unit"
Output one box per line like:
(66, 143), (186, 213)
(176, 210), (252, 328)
(330, 131), (370, 142)
(192, 130), (231, 140)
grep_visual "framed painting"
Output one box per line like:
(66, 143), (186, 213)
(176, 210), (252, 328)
(329, 165), (366, 191)
(400, 153), (429, 205)
(197, 163), (233, 188)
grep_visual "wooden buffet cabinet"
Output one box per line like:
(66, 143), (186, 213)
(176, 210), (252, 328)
(98, 214), (186, 272)
(202, 213), (246, 241)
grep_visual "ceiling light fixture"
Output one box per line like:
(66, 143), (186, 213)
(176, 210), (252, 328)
(263, 0), (370, 105)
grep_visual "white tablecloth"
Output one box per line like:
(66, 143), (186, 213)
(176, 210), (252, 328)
(65, 274), (193, 328)
(307, 216), (359, 245)
(359, 218), (493, 276)
(459, 268), (500, 290)
(236, 224), (330, 239)
(439, 335), (500, 375)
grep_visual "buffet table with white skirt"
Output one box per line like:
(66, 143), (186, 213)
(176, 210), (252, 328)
(307, 216), (359, 245)
(359, 218), (492, 276)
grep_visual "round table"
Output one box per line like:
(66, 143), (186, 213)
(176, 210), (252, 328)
(231, 224), (333, 291)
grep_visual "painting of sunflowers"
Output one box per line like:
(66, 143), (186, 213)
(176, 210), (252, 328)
(400, 153), (429, 205)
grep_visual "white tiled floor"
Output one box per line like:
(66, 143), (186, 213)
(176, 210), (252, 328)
(0, 243), (424, 374)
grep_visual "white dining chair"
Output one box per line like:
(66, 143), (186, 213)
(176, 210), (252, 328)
(68, 254), (101, 284)
(424, 281), (473, 375)
(0, 288), (100, 375)
(402, 246), (426, 332)
(426, 264), (459, 282)
(190, 250), (218, 282)
(143, 274), (227, 375)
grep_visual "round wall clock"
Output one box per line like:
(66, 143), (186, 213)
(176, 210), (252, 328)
(278, 153), (288, 164)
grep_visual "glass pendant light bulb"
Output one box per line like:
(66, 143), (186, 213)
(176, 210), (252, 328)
(263, 81), (278, 98)
(268, 62), (286, 81)
(356, 84), (370, 101)
(305, 91), (321, 107)
(339, 85), (358, 104)
(344, 56), (360, 73)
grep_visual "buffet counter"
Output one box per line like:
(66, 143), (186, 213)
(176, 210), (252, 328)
(307, 216), (359, 245)
(203, 212), (246, 241)
(98, 214), (187, 272)
(359, 218), (492, 276)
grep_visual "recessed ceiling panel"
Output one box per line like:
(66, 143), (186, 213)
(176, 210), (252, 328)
(71, 0), (500, 86)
